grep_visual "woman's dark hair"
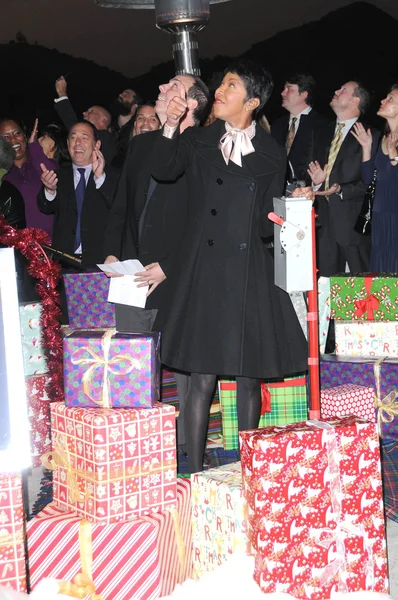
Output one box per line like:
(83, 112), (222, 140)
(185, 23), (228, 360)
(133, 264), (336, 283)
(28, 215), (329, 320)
(224, 59), (274, 118)
(0, 136), (16, 171)
(0, 117), (27, 137)
(40, 124), (69, 164)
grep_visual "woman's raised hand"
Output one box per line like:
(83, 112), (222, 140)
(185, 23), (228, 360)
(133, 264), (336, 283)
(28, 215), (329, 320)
(351, 122), (372, 151)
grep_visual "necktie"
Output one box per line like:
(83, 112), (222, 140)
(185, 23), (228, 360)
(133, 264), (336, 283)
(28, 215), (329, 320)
(74, 167), (86, 252)
(285, 117), (297, 154)
(219, 121), (256, 167)
(325, 122), (345, 190)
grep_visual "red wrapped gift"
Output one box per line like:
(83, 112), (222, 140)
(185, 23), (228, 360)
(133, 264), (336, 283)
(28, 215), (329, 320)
(48, 402), (177, 522)
(320, 384), (376, 422)
(26, 374), (52, 468)
(27, 503), (161, 600)
(240, 417), (388, 599)
(0, 473), (26, 593)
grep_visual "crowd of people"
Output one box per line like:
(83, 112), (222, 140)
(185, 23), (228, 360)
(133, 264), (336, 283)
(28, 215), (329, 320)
(1, 60), (397, 473)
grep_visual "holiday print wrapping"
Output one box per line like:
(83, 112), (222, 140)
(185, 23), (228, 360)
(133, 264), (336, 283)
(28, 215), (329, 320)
(320, 356), (398, 441)
(318, 277), (331, 354)
(191, 462), (249, 579)
(63, 329), (160, 409)
(49, 401), (177, 522)
(219, 377), (307, 450)
(63, 271), (115, 330)
(18, 302), (47, 376)
(140, 478), (193, 596)
(289, 292), (308, 339)
(27, 502), (161, 600)
(240, 417), (388, 599)
(320, 384), (375, 422)
(330, 273), (398, 321)
(335, 320), (398, 358)
(26, 374), (52, 468)
(0, 473), (26, 593)
(380, 439), (398, 524)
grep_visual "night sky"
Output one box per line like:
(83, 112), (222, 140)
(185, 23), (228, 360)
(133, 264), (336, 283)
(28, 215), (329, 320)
(1, 0), (397, 77)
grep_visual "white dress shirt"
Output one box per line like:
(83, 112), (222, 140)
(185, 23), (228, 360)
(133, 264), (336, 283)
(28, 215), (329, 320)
(288, 105), (312, 136)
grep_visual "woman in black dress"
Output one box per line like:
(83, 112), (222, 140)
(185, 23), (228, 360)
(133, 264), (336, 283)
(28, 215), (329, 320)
(149, 60), (308, 473)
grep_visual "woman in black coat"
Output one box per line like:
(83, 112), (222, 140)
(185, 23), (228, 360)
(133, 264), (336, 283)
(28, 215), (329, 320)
(149, 60), (308, 473)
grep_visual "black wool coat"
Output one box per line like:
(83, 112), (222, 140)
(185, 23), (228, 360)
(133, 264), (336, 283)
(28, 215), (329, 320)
(151, 119), (308, 379)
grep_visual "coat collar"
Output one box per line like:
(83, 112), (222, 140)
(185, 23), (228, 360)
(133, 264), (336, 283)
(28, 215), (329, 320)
(194, 119), (282, 178)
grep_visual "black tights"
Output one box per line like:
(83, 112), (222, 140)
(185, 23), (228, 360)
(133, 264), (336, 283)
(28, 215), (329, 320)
(184, 373), (262, 473)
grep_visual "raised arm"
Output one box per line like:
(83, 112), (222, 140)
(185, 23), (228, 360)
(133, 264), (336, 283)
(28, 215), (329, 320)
(54, 76), (78, 131)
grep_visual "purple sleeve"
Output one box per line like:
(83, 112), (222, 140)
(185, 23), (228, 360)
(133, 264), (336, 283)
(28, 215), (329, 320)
(28, 142), (58, 174)
(361, 158), (374, 186)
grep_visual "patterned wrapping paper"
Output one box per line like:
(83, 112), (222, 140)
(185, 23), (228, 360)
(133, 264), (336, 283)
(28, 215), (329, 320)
(18, 302), (47, 376)
(140, 478), (193, 596)
(335, 320), (398, 358)
(50, 401), (177, 522)
(27, 502), (161, 600)
(63, 330), (160, 409)
(320, 356), (398, 441)
(191, 462), (249, 579)
(63, 272), (115, 329)
(380, 439), (398, 524)
(289, 292), (308, 339)
(26, 374), (52, 468)
(330, 273), (398, 321)
(0, 473), (27, 593)
(318, 277), (331, 355)
(219, 377), (308, 451)
(240, 417), (389, 599)
(320, 384), (375, 422)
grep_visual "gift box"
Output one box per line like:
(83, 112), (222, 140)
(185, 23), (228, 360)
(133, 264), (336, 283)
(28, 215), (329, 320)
(26, 375), (52, 468)
(63, 272), (115, 329)
(320, 356), (398, 441)
(64, 329), (160, 409)
(0, 473), (26, 593)
(330, 273), (398, 321)
(219, 377), (307, 450)
(318, 277), (331, 354)
(191, 462), (249, 579)
(320, 383), (375, 421)
(289, 292), (308, 339)
(18, 302), (47, 376)
(49, 401), (177, 522)
(240, 417), (389, 599)
(380, 439), (398, 524)
(27, 503), (161, 599)
(141, 478), (193, 596)
(335, 320), (398, 358)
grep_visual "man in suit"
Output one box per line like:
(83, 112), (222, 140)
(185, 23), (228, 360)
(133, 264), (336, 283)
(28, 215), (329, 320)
(308, 80), (377, 276)
(271, 73), (327, 188)
(38, 121), (118, 267)
(103, 74), (210, 454)
(54, 76), (117, 165)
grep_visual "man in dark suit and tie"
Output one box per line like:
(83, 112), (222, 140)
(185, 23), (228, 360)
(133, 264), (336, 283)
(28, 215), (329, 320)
(38, 120), (119, 267)
(103, 74), (210, 455)
(308, 81), (378, 276)
(271, 73), (327, 188)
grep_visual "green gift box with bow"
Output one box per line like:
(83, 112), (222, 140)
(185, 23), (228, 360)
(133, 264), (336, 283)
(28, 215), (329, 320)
(330, 273), (398, 321)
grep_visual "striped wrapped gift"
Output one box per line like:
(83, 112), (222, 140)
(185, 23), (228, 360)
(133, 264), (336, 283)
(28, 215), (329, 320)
(219, 376), (308, 450)
(27, 503), (161, 600)
(0, 473), (26, 593)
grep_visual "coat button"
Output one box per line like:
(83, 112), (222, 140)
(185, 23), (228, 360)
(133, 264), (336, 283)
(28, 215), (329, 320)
(248, 182), (255, 191)
(207, 239), (215, 246)
(211, 209), (217, 216)
(239, 243), (247, 250)
(216, 178), (223, 185)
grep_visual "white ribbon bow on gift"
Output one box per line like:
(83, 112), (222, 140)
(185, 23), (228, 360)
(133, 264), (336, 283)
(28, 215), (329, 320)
(219, 121), (256, 167)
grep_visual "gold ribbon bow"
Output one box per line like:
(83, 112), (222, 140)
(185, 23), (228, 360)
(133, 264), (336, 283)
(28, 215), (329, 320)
(71, 329), (141, 408)
(374, 357), (398, 435)
(42, 434), (89, 503)
(58, 519), (105, 599)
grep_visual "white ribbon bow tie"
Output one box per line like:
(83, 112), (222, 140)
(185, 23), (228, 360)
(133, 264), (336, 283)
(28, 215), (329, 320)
(219, 126), (255, 167)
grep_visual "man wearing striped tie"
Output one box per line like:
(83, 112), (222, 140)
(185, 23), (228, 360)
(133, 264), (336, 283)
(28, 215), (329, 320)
(308, 81), (378, 277)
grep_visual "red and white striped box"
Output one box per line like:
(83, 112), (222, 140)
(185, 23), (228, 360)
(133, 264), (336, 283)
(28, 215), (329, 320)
(0, 473), (26, 593)
(26, 374), (52, 468)
(321, 384), (375, 421)
(27, 503), (161, 600)
(141, 478), (193, 596)
(50, 402), (177, 522)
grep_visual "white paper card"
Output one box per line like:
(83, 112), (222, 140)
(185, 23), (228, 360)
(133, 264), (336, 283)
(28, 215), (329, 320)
(97, 260), (148, 308)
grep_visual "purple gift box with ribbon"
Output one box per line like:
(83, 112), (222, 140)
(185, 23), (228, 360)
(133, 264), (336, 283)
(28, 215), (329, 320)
(320, 355), (398, 441)
(63, 330), (161, 409)
(63, 272), (116, 329)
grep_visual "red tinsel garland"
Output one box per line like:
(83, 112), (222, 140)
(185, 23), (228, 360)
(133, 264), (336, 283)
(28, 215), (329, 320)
(0, 215), (64, 402)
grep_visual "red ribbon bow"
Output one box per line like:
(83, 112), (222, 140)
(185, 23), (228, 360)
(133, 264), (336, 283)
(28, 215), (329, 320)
(354, 276), (379, 320)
